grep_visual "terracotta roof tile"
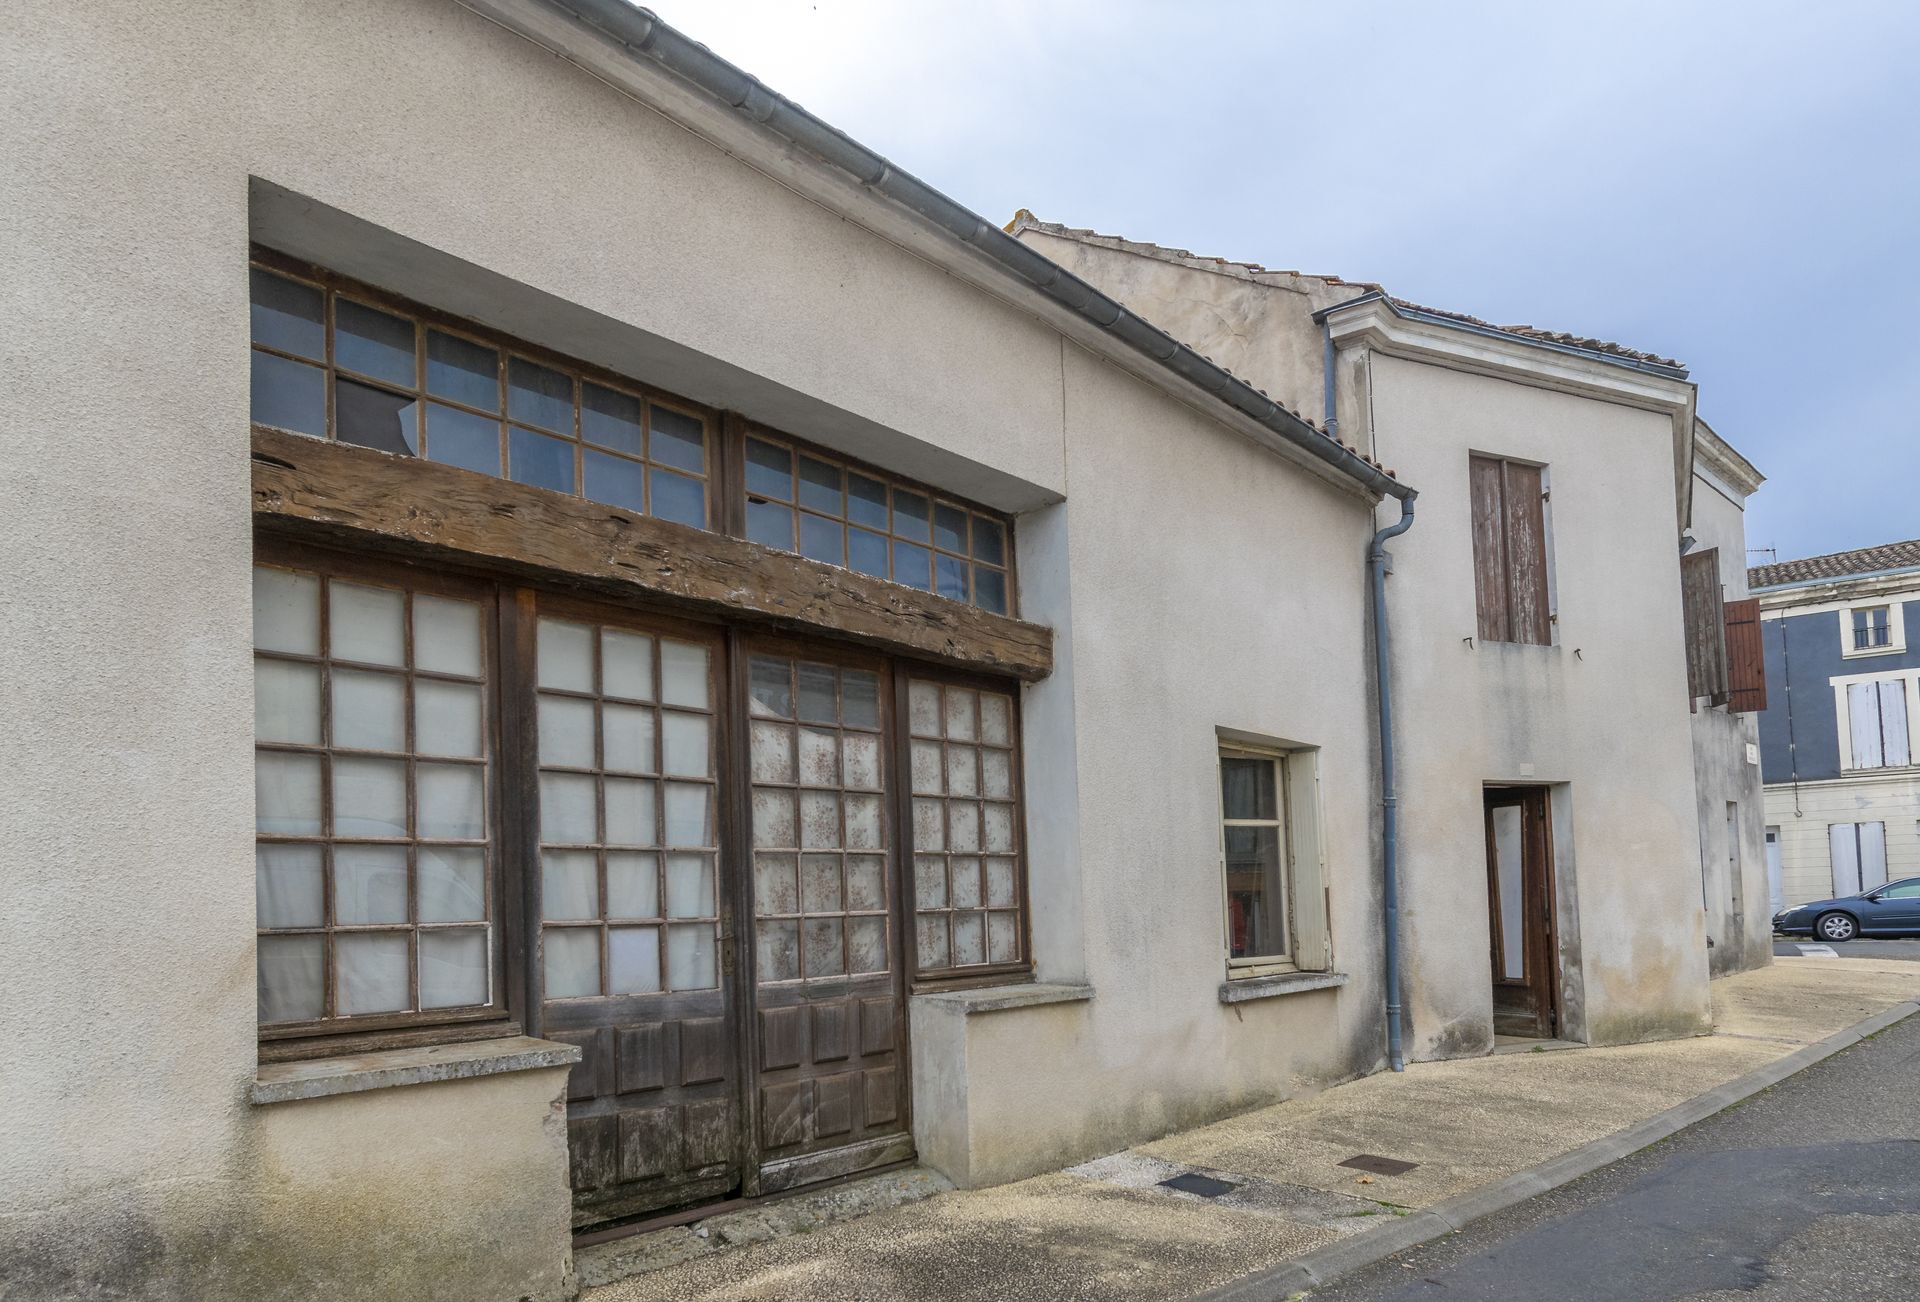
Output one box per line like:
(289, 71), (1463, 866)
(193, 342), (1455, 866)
(1749, 539), (1920, 589)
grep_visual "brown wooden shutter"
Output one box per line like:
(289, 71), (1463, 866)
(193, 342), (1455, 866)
(1503, 461), (1550, 645)
(1723, 597), (1767, 713)
(1680, 548), (1729, 703)
(1469, 455), (1510, 643)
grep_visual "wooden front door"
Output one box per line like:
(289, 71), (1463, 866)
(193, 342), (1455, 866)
(1484, 787), (1558, 1039)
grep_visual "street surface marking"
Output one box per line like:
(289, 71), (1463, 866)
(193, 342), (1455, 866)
(1794, 943), (1839, 958)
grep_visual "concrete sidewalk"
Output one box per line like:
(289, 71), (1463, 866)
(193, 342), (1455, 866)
(582, 958), (1920, 1302)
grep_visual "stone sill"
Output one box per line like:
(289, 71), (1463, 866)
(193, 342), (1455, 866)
(914, 982), (1094, 1015)
(251, 1035), (581, 1105)
(1219, 970), (1349, 1005)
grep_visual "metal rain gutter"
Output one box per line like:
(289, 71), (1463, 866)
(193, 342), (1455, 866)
(542, 0), (1412, 502)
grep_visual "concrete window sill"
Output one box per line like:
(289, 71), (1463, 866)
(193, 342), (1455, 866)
(1219, 970), (1349, 1005)
(251, 1035), (582, 1106)
(914, 982), (1094, 1015)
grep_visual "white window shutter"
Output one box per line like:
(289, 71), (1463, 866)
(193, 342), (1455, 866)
(1861, 822), (1890, 891)
(1880, 681), (1910, 767)
(1831, 823), (1862, 896)
(1285, 753), (1333, 972)
(1849, 682), (1884, 768)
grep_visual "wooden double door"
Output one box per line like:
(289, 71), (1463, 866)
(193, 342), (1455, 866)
(1483, 787), (1559, 1040)
(526, 597), (912, 1229)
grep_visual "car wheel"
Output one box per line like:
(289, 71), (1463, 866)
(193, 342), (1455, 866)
(1816, 912), (1858, 943)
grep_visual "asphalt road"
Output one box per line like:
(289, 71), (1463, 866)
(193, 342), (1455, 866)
(1304, 1008), (1920, 1301)
(1772, 937), (1920, 961)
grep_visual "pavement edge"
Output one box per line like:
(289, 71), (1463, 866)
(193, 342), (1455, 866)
(1192, 997), (1920, 1301)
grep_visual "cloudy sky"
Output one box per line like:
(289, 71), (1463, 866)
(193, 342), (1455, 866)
(653, 1), (1917, 564)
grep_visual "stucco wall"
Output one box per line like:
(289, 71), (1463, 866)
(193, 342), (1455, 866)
(1765, 777), (1920, 909)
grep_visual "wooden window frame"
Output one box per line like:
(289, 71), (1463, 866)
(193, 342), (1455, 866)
(1469, 453), (1553, 647)
(1216, 741), (1333, 979)
(1220, 748), (1293, 973)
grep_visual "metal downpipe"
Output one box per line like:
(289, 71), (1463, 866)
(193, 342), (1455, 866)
(1371, 496), (1415, 1071)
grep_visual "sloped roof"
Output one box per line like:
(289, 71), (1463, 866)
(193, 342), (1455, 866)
(1749, 539), (1920, 589)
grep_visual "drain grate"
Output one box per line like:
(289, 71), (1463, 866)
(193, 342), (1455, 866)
(1159, 1172), (1239, 1198)
(1338, 1154), (1419, 1176)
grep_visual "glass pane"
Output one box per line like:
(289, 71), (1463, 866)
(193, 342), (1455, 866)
(951, 856), (982, 909)
(1225, 825), (1284, 960)
(915, 914), (950, 971)
(948, 801), (980, 853)
(934, 503), (968, 553)
(581, 383), (643, 455)
(935, 553), (969, 602)
(538, 695), (597, 769)
(649, 405), (706, 473)
(419, 846), (486, 923)
(952, 912), (986, 966)
(849, 916), (887, 974)
(603, 702), (657, 775)
(256, 752), (323, 835)
(843, 732), (882, 791)
(972, 517), (1006, 565)
(537, 619), (594, 692)
(583, 448), (647, 514)
(337, 932), (410, 1015)
(426, 331), (499, 410)
(415, 681), (483, 758)
(797, 663), (837, 724)
(256, 844), (324, 928)
(980, 694), (1012, 747)
(419, 928), (488, 1008)
(508, 356), (572, 432)
(543, 926), (600, 998)
(914, 855), (947, 908)
(650, 468), (706, 528)
(540, 772), (598, 845)
(335, 377), (419, 456)
(974, 568), (1008, 615)
(745, 437), (793, 500)
(750, 720), (795, 784)
(988, 912), (1019, 964)
(982, 749), (1013, 800)
(251, 352), (327, 438)
(984, 803), (1014, 853)
(1492, 804), (1525, 980)
(801, 854), (842, 914)
(798, 727), (839, 788)
(335, 299), (416, 386)
(800, 791), (841, 849)
(945, 745), (979, 798)
(254, 567), (321, 656)
(1221, 757), (1278, 821)
(255, 658), (321, 745)
(846, 794), (883, 851)
(944, 688), (977, 741)
(758, 919), (800, 982)
(510, 425), (575, 493)
(892, 541), (932, 590)
(425, 402), (502, 476)
(912, 798), (944, 852)
(843, 671), (880, 730)
(330, 668), (405, 752)
(413, 595), (482, 677)
(665, 853), (714, 918)
(668, 924), (716, 990)
(986, 857), (1017, 908)
(849, 528), (889, 578)
(892, 489), (930, 542)
(848, 855), (887, 912)
(800, 513), (844, 565)
(609, 926), (662, 994)
(750, 657), (793, 718)
(664, 782), (713, 847)
(604, 777), (659, 847)
(908, 681), (942, 737)
(418, 762), (485, 840)
(602, 629), (655, 701)
(335, 844), (409, 925)
(250, 269), (324, 359)
(332, 756), (407, 838)
(754, 853), (798, 916)
(753, 789), (796, 848)
(662, 711), (711, 777)
(606, 851), (659, 918)
(911, 740), (944, 795)
(798, 456), (842, 513)
(330, 581), (405, 666)
(659, 640), (710, 708)
(747, 499), (795, 550)
(803, 917), (844, 978)
(258, 934), (324, 1024)
(848, 473), (888, 528)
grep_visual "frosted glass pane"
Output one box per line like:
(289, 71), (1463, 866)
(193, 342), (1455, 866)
(948, 801), (981, 854)
(951, 856), (982, 909)
(257, 752), (323, 835)
(331, 582), (405, 666)
(543, 927), (600, 998)
(602, 703), (656, 774)
(843, 733), (882, 791)
(907, 681), (942, 737)
(753, 789), (796, 848)
(943, 688), (976, 741)
(801, 854), (842, 914)
(984, 803), (1014, 853)
(609, 926), (662, 994)
(803, 917), (844, 978)
(914, 855), (947, 909)
(606, 852), (659, 918)
(601, 629), (654, 701)
(758, 919), (800, 981)
(258, 934), (323, 1024)
(754, 853), (798, 916)
(668, 924), (716, 990)
(911, 740), (943, 795)
(847, 855), (886, 911)
(800, 791), (841, 849)
(660, 640), (710, 708)
(419, 928), (488, 1008)
(415, 680), (483, 758)
(255, 659), (321, 745)
(662, 711), (711, 778)
(750, 721), (794, 784)
(986, 857), (1017, 909)
(945, 745), (979, 797)
(254, 567), (320, 656)
(604, 777), (658, 847)
(665, 853), (714, 918)
(413, 595), (483, 677)
(418, 763), (484, 840)
(537, 619), (594, 692)
(988, 912), (1019, 963)
(337, 932), (410, 1015)
(331, 669), (406, 752)
(540, 772), (598, 845)
(979, 693), (1012, 747)
(256, 844), (324, 928)
(335, 844), (409, 924)
(331, 756), (416, 841)
(915, 914), (949, 971)
(846, 794), (883, 851)
(542, 850), (599, 920)
(1492, 804), (1525, 980)
(982, 749), (1013, 800)
(849, 916), (887, 974)
(798, 728), (839, 787)
(664, 782), (713, 847)
(419, 846), (486, 922)
(912, 798), (944, 852)
(952, 912), (986, 965)
(538, 695), (596, 769)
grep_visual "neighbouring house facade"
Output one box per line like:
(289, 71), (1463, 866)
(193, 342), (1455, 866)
(1752, 540), (1920, 913)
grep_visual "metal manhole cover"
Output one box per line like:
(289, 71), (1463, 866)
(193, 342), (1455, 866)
(1159, 1172), (1239, 1198)
(1338, 1154), (1419, 1176)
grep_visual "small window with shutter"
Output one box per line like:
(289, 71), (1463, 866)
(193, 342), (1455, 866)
(1468, 454), (1552, 646)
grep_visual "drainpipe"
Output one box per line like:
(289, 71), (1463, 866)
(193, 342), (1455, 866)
(1372, 496), (1415, 1072)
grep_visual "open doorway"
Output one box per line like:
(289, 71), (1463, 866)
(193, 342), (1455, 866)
(1484, 786), (1559, 1039)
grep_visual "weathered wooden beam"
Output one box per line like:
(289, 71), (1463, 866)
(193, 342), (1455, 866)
(250, 427), (1053, 681)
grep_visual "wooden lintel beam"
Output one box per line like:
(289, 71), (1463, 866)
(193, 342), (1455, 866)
(250, 427), (1053, 681)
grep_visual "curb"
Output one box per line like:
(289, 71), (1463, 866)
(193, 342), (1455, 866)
(1193, 997), (1920, 1301)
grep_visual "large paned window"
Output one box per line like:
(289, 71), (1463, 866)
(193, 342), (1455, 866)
(1468, 454), (1552, 646)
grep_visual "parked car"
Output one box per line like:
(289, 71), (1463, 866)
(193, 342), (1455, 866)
(1773, 878), (1920, 942)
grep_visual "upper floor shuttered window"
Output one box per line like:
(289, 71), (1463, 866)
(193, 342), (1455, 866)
(1468, 454), (1551, 646)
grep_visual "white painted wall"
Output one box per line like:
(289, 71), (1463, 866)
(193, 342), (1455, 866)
(1766, 776), (1920, 908)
